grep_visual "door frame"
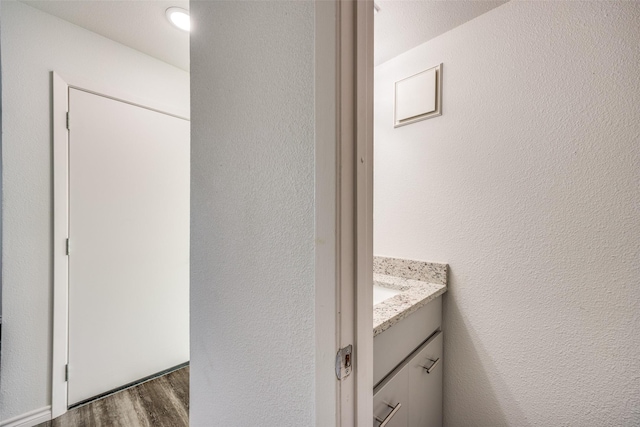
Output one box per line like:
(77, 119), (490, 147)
(51, 72), (189, 418)
(354, 1), (375, 425)
(315, 1), (374, 425)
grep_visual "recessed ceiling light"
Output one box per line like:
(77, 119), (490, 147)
(166, 7), (190, 32)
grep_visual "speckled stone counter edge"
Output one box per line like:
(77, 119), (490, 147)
(374, 256), (448, 285)
(373, 274), (446, 336)
(373, 257), (449, 336)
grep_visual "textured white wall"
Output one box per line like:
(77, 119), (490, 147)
(189, 2), (315, 426)
(374, 2), (640, 426)
(0, 1), (3, 320)
(0, 2), (189, 421)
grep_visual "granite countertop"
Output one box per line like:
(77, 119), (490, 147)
(373, 257), (448, 336)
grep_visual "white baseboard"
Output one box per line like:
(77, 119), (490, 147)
(0, 406), (51, 427)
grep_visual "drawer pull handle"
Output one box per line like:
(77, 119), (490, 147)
(375, 402), (402, 426)
(420, 357), (440, 374)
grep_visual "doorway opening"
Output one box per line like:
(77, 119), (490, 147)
(53, 82), (190, 412)
(0, 1), (191, 425)
(370, 2), (506, 426)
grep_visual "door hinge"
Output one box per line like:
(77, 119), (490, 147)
(66, 238), (70, 255)
(335, 344), (353, 380)
(66, 112), (70, 130)
(65, 364), (69, 381)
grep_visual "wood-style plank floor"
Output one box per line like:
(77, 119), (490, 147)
(37, 366), (189, 427)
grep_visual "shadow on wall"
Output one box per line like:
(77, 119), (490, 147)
(442, 271), (530, 427)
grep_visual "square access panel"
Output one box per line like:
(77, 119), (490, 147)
(394, 63), (442, 127)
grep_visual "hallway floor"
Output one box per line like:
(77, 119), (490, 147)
(37, 366), (189, 427)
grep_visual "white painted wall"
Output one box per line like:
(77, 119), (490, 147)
(0, 1), (3, 322)
(189, 1), (316, 425)
(374, 2), (640, 426)
(0, 1), (189, 421)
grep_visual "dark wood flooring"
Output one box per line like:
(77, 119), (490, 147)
(37, 366), (189, 427)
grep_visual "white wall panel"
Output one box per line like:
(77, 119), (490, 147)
(189, 2), (316, 426)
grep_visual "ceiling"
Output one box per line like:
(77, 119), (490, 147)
(374, 0), (507, 65)
(22, 0), (190, 71)
(22, 0), (508, 71)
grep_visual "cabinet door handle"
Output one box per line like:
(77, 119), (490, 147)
(420, 357), (440, 374)
(375, 402), (402, 426)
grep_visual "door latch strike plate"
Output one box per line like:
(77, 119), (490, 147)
(335, 344), (353, 380)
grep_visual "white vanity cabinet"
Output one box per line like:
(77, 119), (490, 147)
(373, 331), (443, 427)
(372, 257), (447, 427)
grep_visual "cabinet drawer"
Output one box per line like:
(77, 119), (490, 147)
(408, 331), (443, 427)
(373, 366), (408, 427)
(374, 298), (441, 386)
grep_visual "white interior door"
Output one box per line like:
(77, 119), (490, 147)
(67, 88), (189, 406)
